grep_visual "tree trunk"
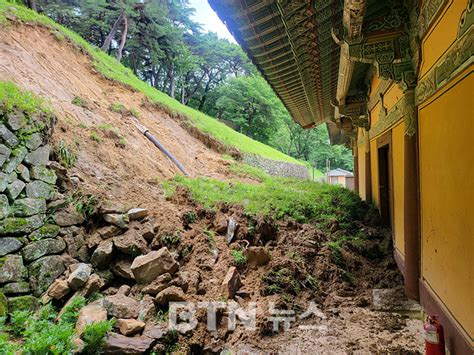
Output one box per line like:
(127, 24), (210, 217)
(116, 15), (128, 61)
(181, 82), (186, 104)
(168, 64), (175, 98)
(101, 12), (124, 52)
(26, 0), (38, 12)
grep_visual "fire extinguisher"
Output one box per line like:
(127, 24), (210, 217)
(424, 315), (445, 355)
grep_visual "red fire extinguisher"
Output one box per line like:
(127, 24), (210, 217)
(424, 315), (445, 355)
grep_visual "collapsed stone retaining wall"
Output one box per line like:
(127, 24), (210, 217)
(243, 154), (309, 180)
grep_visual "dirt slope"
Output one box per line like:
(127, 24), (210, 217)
(0, 24), (234, 218)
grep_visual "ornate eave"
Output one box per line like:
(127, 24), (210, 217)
(208, 0), (344, 127)
(331, 0), (418, 145)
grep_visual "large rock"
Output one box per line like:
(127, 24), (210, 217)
(0, 124), (19, 147)
(81, 273), (104, 297)
(141, 273), (172, 295)
(47, 279), (70, 300)
(94, 225), (122, 239)
(24, 145), (50, 166)
(3, 146), (27, 173)
(0, 175), (8, 194)
(116, 318), (145, 336)
(127, 208), (148, 221)
(112, 260), (135, 280)
(155, 286), (186, 306)
(67, 263), (92, 290)
(0, 281), (30, 294)
(11, 198), (46, 217)
(17, 164), (30, 182)
(28, 255), (65, 296)
(25, 180), (55, 200)
(76, 302), (107, 334)
(138, 295), (156, 322)
(221, 266), (241, 299)
(0, 144), (11, 167)
(25, 133), (43, 151)
(131, 247), (178, 284)
(103, 294), (140, 319)
(113, 229), (148, 255)
(0, 194), (8, 219)
(63, 233), (88, 261)
(53, 207), (85, 226)
(0, 255), (28, 283)
(29, 166), (57, 184)
(5, 179), (26, 201)
(103, 213), (128, 229)
(28, 224), (60, 240)
(22, 237), (66, 262)
(91, 240), (114, 269)
(7, 295), (37, 313)
(113, 229), (149, 255)
(0, 215), (44, 235)
(0, 237), (23, 256)
(104, 333), (155, 355)
(6, 111), (28, 131)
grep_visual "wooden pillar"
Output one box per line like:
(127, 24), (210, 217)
(404, 129), (420, 300)
(354, 144), (359, 194)
(365, 132), (372, 202)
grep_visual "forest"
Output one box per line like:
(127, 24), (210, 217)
(25, 0), (353, 171)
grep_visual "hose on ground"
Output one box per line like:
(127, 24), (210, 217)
(130, 117), (189, 177)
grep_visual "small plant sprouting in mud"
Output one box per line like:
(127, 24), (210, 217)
(155, 309), (169, 323)
(262, 267), (301, 296)
(55, 139), (77, 168)
(109, 102), (126, 113)
(78, 122), (87, 129)
(161, 231), (181, 247)
(69, 192), (99, 218)
(130, 107), (140, 118)
(231, 249), (247, 267)
(204, 229), (216, 247)
(182, 211), (197, 226)
(82, 319), (115, 354)
(71, 95), (88, 108)
(53, 31), (65, 42)
(118, 136), (126, 147)
(90, 131), (101, 142)
(303, 275), (318, 290)
(286, 251), (304, 264)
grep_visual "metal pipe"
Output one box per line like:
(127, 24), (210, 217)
(130, 118), (189, 176)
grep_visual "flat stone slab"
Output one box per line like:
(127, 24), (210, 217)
(372, 288), (422, 312)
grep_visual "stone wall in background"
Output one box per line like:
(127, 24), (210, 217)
(243, 154), (309, 180)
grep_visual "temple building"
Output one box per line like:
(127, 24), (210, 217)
(209, 0), (473, 352)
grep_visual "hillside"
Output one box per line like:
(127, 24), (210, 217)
(0, 2), (310, 167)
(0, 4), (423, 354)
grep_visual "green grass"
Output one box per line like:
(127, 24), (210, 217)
(0, 81), (50, 116)
(0, 296), (113, 354)
(231, 249), (247, 266)
(163, 169), (368, 224)
(0, 2), (304, 164)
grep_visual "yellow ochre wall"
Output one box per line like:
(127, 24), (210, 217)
(418, 67), (474, 341)
(417, 0), (474, 342)
(419, 0), (468, 78)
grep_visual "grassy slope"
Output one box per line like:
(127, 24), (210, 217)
(164, 162), (364, 226)
(0, 2), (322, 169)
